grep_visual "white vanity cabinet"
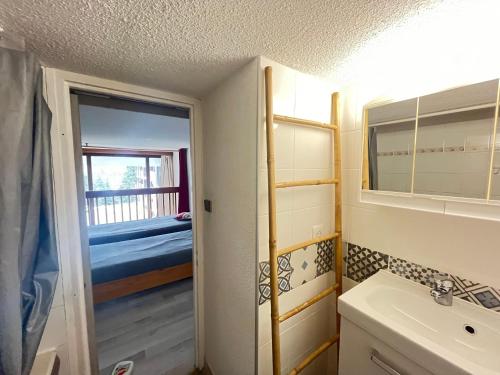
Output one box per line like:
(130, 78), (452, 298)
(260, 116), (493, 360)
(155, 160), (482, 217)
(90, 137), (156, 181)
(339, 319), (432, 375)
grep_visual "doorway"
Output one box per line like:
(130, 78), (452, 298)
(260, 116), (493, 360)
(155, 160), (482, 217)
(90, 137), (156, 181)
(71, 90), (197, 374)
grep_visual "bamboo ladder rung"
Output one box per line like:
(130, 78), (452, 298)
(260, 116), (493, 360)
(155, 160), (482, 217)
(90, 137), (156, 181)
(274, 114), (338, 131)
(289, 335), (340, 375)
(277, 233), (339, 257)
(279, 283), (340, 323)
(275, 178), (338, 189)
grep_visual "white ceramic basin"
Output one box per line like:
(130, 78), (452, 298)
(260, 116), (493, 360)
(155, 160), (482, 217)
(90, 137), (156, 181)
(339, 270), (500, 375)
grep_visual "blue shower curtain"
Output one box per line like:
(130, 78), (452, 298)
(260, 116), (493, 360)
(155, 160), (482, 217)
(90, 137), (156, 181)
(0, 48), (59, 375)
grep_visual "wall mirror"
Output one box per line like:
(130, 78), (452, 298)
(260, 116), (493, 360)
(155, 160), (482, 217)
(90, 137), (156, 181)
(363, 79), (500, 201)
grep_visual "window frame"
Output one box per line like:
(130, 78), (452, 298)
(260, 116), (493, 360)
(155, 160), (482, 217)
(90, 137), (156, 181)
(82, 147), (173, 190)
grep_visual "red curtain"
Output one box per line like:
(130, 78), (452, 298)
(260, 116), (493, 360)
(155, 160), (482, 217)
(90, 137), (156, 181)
(178, 148), (190, 213)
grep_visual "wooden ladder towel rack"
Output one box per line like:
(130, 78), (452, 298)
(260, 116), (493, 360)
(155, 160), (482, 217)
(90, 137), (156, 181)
(264, 66), (343, 375)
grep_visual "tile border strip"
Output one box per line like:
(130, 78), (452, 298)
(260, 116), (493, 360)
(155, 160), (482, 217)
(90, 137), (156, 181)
(258, 239), (335, 305)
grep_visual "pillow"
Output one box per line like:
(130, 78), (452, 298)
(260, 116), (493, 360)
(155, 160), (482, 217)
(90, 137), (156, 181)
(175, 212), (192, 221)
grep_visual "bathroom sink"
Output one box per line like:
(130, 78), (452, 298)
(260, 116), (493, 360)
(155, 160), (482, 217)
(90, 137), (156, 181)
(338, 270), (500, 375)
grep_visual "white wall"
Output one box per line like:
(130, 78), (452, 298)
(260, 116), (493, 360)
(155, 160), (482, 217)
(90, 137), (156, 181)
(80, 105), (190, 150)
(257, 57), (338, 374)
(37, 275), (70, 374)
(339, 0), (500, 290)
(201, 59), (259, 374)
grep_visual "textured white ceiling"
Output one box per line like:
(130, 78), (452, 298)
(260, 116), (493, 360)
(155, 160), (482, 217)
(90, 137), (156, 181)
(0, 0), (440, 97)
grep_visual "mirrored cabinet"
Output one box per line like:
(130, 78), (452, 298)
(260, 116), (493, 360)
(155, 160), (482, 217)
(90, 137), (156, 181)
(363, 79), (500, 202)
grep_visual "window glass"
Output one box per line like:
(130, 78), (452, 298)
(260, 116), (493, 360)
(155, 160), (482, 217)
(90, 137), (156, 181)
(149, 157), (161, 187)
(90, 156), (147, 190)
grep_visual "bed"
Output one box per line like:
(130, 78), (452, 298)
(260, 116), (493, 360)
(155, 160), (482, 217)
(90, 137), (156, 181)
(89, 217), (193, 304)
(87, 215), (192, 245)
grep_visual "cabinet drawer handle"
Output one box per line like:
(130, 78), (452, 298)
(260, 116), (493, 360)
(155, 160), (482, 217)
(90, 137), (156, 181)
(370, 350), (402, 375)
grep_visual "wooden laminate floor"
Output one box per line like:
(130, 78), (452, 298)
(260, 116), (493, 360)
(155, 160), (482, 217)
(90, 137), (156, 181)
(94, 278), (194, 375)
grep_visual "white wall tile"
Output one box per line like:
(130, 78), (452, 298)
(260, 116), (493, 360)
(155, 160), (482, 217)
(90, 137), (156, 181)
(291, 205), (333, 245)
(258, 341), (274, 375)
(342, 204), (353, 243)
(341, 130), (362, 170)
(342, 169), (361, 207)
(339, 86), (362, 132)
(293, 168), (332, 180)
(295, 73), (331, 123)
(258, 273), (334, 347)
(462, 151), (490, 173)
(489, 161), (500, 198)
(274, 123), (295, 169)
(281, 304), (331, 373)
(258, 211), (293, 252)
(461, 172), (488, 198)
(269, 62), (296, 118)
(292, 169), (333, 211)
(258, 168), (294, 215)
(444, 200), (500, 221)
(351, 189), (500, 289)
(294, 126), (332, 170)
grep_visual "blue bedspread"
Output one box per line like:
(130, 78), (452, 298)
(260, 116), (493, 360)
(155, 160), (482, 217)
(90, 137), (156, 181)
(90, 229), (192, 284)
(87, 216), (192, 245)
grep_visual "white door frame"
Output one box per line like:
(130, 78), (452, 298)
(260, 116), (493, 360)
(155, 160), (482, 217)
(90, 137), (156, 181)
(44, 68), (205, 374)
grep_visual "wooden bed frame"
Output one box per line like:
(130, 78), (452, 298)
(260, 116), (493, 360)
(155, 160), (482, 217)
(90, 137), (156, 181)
(92, 262), (193, 304)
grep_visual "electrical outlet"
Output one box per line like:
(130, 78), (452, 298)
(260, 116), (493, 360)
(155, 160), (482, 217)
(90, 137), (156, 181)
(312, 224), (324, 238)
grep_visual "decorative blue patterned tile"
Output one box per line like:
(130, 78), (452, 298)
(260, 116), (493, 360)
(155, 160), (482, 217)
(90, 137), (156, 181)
(258, 254), (293, 305)
(388, 257), (440, 287)
(290, 245), (317, 288)
(451, 275), (500, 312)
(346, 243), (388, 282)
(258, 239), (337, 305)
(475, 290), (500, 309)
(315, 239), (334, 277)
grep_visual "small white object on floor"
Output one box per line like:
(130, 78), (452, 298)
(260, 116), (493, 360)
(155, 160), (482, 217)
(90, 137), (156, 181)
(111, 361), (134, 375)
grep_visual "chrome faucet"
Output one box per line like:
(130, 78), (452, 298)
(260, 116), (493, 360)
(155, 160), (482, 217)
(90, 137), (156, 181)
(430, 274), (454, 306)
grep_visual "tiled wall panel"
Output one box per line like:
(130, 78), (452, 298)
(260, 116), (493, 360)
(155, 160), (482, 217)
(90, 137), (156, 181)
(257, 57), (337, 374)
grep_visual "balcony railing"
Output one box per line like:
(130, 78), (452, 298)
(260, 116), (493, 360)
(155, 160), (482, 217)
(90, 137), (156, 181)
(85, 187), (179, 225)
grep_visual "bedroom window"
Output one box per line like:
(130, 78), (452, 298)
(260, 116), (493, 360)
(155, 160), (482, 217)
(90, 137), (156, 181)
(88, 155), (148, 190)
(82, 150), (170, 191)
(82, 147), (179, 225)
